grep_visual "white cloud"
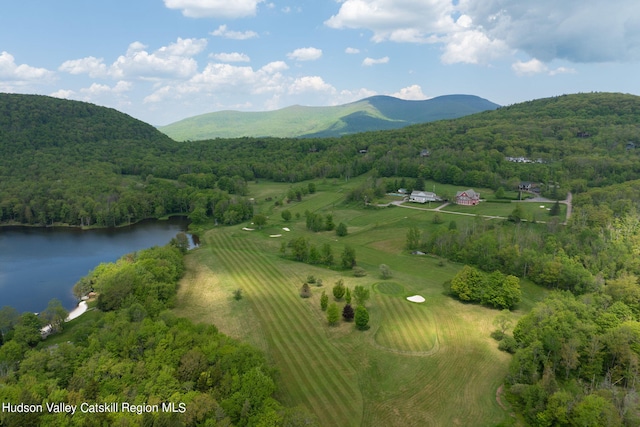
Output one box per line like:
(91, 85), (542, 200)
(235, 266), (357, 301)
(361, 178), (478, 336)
(512, 58), (577, 76)
(50, 89), (75, 99)
(211, 52), (251, 62)
(362, 56), (389, 66)
(288, 76), (335, 94)
(260, 61), (289, 74)
(461, 0), (640, 63)
(325, 0), (456, 43)
(287, 47), (323, 61)
(0, 51), (54, 82)
(164, 0), (264, 18)
(210, 25), (259, 40)
(59, 56), (108, 78)
(511, 58), (548, 76)
(60, 38), (206, 80)
(76, 81), (132, 100)
(391, 84), (426, 100)
(325, 0), (640, 65)
(441, 29), (510, 65)
(145, 60), (290, 103)
(345, 47), (360, 54)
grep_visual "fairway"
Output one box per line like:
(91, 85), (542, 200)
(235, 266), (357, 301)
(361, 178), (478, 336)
(174, 179), (535, 426)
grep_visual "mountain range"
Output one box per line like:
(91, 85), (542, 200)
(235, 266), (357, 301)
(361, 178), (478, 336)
(158, 94), (500, 140)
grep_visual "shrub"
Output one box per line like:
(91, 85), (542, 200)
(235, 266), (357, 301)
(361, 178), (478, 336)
(233, 289), (243, 301)
(306, 274), (316, 284)
(498, 335), (517, 353)
(342, 304), (354, 322)
(300, 283), (312, 298)
(353, 266), (367, 277)
(490, 330), (505, 341)
(379, 264), (392, 279)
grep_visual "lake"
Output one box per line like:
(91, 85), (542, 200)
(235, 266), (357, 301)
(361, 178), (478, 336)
(0, 217), (194, 314)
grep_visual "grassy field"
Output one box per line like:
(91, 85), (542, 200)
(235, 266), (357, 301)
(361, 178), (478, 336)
(175, 178), (547, 426)
(440, 200), (567, 221)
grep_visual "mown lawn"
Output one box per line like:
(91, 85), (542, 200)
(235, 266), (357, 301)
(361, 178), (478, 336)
(174, 179), (547, 426)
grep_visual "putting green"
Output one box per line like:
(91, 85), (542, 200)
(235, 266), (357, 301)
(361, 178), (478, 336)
(374, 281), (405, 296)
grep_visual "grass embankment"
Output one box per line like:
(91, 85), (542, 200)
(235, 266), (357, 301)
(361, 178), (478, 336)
(175, 178), (548, 426)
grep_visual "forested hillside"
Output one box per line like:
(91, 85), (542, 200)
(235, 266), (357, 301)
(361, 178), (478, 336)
(2, 92), (640, 228)
(0, 94), (253, 227)
(2, 92), (640, 229)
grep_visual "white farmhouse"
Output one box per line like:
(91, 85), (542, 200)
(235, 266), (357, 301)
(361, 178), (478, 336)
(409, 191), (438, 204)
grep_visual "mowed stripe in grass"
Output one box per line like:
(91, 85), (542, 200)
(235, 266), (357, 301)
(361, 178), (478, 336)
(207, 230), (363, 427)
(210, 234), (348, 420)
(374, 295), (437, 353)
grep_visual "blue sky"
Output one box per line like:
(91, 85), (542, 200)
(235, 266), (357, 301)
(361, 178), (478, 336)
(1, 0), (639, 125)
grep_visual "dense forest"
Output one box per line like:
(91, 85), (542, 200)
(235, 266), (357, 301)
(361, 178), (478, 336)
(3, 92), (640, 424)
(2, 92), (640, 228)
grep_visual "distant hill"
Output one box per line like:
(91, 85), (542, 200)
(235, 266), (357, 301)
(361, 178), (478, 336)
(158, 94), (500, 140)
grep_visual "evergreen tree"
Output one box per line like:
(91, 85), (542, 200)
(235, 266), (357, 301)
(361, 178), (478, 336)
(320, 291), (328, 311)
(325, 214), (335, 231)
(355, 305), (370, 330)
(333, 279), (346, 300)
(327, 303), (340, 326)
(336, 222), (348, 236)
(345, 287), (352, 304)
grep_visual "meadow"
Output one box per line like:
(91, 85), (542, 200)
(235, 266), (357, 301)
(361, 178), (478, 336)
(174, 178), (550, 426)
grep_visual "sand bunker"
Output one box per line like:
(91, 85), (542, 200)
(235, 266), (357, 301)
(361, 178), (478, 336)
(283, 227), (290, 232)
(242, 227), (255, 231)
(407, 295), (426, 303)
(270, 234), (282, 238)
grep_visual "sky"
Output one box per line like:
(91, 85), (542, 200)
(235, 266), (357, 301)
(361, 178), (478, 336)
(1, 0), (639, 126)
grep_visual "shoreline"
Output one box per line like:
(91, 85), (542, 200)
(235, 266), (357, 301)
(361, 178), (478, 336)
(0, 214), (190, 231)
(40, 301), (88, 337)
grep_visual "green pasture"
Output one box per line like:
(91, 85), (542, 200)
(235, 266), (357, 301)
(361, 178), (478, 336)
(440, 200), (567, 222)
(175, 179), (548, 426)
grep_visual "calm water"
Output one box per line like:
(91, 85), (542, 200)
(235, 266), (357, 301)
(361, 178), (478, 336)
(0, 217), (193, 313)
